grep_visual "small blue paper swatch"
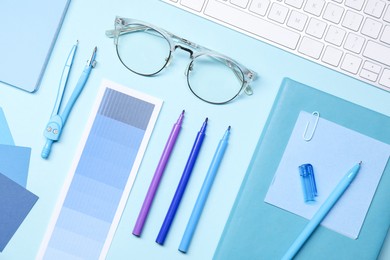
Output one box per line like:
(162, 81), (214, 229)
(0, 107), (14, 145)
(0, 173), (39, 252)
(0, 144), (31, 188)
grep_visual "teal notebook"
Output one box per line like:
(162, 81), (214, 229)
(213, 78), (390, 259)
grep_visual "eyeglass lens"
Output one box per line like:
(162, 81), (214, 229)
(187, 55), (244, 104)
(116, 25), (171, 76)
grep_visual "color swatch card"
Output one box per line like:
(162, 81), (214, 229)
(0, 144), (32, 188)
(0, 107), (37, 252)
(37, 80), (162, 259)
(0, 173), (39, 252)
(265, 111), (390, 239)
(0, 107), (14, 145)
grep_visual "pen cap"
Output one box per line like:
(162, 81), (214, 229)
(299, 164), (318, 203)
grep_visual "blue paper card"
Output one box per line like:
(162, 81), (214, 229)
(0, 173), (39, 252)
(0, 144), (31, 188)
(0, 107), (14, 145)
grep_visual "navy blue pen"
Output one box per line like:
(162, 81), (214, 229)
(156, 118), (208, 245)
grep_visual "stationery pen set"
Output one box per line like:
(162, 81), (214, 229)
(42, 41), (97, 159)
(132, 111), (231, 253)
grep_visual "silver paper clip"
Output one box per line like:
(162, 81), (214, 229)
(303, 111), (320, 141)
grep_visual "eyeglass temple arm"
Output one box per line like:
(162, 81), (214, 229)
(105, 25), (161, 38)
(169, 33), (208, 51)
(228, 62), (254, 95)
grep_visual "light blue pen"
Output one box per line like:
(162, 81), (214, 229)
(282, 161), (362, 260)
(41, 44), (97, 159)
(179, 126), (231, 253)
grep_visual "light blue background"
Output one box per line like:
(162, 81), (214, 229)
(0, 0), (389, 259)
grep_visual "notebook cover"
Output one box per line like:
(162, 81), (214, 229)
(213, 78), (390, 259)
(0, 0), (71, 92)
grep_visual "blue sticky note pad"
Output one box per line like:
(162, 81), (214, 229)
(0, 144), (31, 188)
(0, 108), (14, 145)
(0, 173), (39, 252)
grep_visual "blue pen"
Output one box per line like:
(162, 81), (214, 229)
(156, 118), (208, 245)
(41, 45), (97, 159)
(282, 161), (362, 260)
(179, 126), (231, 253)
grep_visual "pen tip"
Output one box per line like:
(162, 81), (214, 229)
(182, 110), (185, 114)
(359, 161), (362, 165)
(228, 125), (231, 131)
(205, 117), (208, 122)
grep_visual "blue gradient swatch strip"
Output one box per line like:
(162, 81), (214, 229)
(44, 89), (155, 259)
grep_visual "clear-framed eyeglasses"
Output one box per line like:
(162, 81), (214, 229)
(106, 17), (257, 105)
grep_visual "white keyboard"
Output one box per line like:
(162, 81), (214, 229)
(162, 0), (390, 92)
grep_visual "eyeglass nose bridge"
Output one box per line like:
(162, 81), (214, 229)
(164, 45), (194, 70)
(174, 45), (194, 58)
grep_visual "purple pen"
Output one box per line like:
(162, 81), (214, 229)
(132, 110), (185, 237)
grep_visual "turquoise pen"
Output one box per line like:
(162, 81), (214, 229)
(282, 161), (362, 260)
(179, 126), (231, 253)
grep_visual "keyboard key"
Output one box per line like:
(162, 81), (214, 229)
(325, 25), (346, 46)
(341, 10), (363, 31)
(344, 33), (365, 53)
(268, 3), (289, 23)
(231, 0), (250, 9)
(322, 45), (343, 66)
(345, 0), (365, 10)
(249, 0), (270, 16)
(323, 3), (344, 24)
(361, 18), (383, 39)
(341, 53), (362, 74)
(285, 0), (304, 9)
(304, 0), (325, 16)
(379, 69), (390, 88)
(363, 60), (381, 73)
(306, 18), (327, 38)
(380, 25), (390, 44)
(204, 0), (300, 49)
(363, 41), (390, 66)
(287, 10), (308, 31)
(298, 36), (324, 59)
(360, 69), (379, 81)
(364, 0), (386, 18)
(181, 0), (206, 12)
(384, 5), (390, 22)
